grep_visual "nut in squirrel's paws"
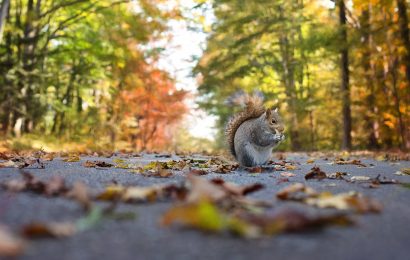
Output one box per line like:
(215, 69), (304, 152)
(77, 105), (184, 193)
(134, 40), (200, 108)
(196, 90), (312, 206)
(274, 133), (285, 142)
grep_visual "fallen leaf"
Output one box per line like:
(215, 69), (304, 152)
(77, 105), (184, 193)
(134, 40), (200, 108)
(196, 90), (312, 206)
(394, 171), (407, 176)
(211, 178), (264, 196)
(96, 183), (186, 203)
(400, 168), (410, 175)
(306, 159), (315, 164)
(42, 153), (54, 161)
(63, 155), (80, 162)
(246, 166), (263, 173)
(3, 173), (69, 196)
(185, 175), (228, 203)
(0, 225), (25, 257)
(96, 185), (158, 202)
(240, 207), (353, 235)
(276, 183), (317, 201)
(162, 202), (352, 238)
(22, 222), (76, 239)
(277, 178), (289, 184)
(0, 157), (41, 168)
(350, 176), (371, 182)
(327, 172), (348, 180)
(0, 160), (18, 168)
(82, 160), (113, 168)
(285, 165), (298, 170)
(280, 172), (296, 178)
(162, 201), (226, 232)
(305, 167), (327, 180)
(305, 191), (382, 213)
(334, 159), (367, 167)
(277, 183), (382, 214)
(189, 169), (208, 175)
(66, 182), (92, 211)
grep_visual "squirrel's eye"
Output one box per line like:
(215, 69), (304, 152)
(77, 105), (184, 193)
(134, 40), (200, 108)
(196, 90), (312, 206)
(271, 119), (276, 124)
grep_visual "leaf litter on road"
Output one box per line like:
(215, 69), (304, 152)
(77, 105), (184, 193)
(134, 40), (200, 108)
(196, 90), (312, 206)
(277, 183), (382, 213)
(161, 175), (353, 238)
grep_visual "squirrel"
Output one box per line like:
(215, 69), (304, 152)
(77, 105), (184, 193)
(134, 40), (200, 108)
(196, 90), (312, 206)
(225, 94), (285, 167)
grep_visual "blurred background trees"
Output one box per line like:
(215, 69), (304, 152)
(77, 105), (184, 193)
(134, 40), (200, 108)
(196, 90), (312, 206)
(0, 0), (408, 152)
(0, 0), (187, 151)
(194, 0), (410, 151)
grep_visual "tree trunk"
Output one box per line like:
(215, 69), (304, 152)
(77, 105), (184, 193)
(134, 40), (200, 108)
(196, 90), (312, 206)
(338, 0), (352, 150)
(360, 7), (379, 149)
(397, 0), (410, 100)
(0, 0), (10, 43)
(390, 58), (407, 150)
(278, 4), (301, 151)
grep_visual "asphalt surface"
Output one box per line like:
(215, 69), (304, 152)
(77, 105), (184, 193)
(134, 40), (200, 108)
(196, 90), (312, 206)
(1, 153), (410, 260)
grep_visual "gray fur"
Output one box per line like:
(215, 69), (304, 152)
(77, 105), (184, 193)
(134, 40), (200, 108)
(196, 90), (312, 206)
(234, 112), (285, 167)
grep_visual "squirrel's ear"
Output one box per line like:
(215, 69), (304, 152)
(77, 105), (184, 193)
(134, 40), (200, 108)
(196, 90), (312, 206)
(271, 107), (278, 113)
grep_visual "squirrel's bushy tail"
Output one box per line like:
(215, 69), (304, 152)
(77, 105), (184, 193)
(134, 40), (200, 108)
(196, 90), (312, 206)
(225, 93), (266, 158)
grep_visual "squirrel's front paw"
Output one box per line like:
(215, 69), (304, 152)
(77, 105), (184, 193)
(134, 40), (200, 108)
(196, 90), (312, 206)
(273, 133), (285, 142)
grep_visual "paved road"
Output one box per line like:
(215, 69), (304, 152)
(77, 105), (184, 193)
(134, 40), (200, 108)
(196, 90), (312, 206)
(1, 153), (410, 260)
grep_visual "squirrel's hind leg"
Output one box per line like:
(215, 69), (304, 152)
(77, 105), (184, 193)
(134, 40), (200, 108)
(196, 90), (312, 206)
(236, 142), (258, 167)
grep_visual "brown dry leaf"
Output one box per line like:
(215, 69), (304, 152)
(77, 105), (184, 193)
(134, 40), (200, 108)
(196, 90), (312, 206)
(276, 183), (317, 201)
(161, 202), (352, 238)
(0, 225), (25, 257)
(189, 169), (208, 175)
(285, 165), (298, 170)
(83, 160), (113, 168)
(142, 162), (174, 178)
(211, 178), (264, 196)
(22, 222), (76, 239)
(246, 166), (263, 173)
(212, 164), (239, 173)
(144, 168), (173, 178)
(400, 168), (410, 175)
(305, 192), (382, 213)
(63, 155), (80, 162)
(280, 172), (296, 178)
(277, 183), (382, 214)
(334, 159), (367, 167)
(0, 152), (12, 160)
(0, 160), (18, 168)
(240, 207), (353, 235)
(42, 153), (54, 161)
(3, 172), (69, 196)
(0, 157), (40, 169)
(306, 159), (315, 164)
(44, 176), (68, 196)
(185, 175), (228, 203)
(276, 178), (289, 184)
(96, 185), (158, 202)
(327, 172), (348, 180)
(66, 182), (92, 211)
(305, 167), (327, 180)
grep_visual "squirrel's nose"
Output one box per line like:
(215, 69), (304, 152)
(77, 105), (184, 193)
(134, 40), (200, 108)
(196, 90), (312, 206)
(277, 126), (284, 133)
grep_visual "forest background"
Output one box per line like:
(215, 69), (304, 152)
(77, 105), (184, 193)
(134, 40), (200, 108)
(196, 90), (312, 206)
(0, 0), (409, 153)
